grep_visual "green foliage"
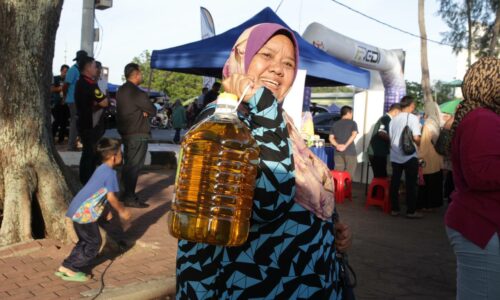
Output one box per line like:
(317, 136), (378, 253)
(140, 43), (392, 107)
(437, 0), (499, 57)
(432, 80), (455, 104)
(405, 81), (423, 100)
(131, 50), (203, 101)
(405, 80), (456, 112)
(405, 81), (425, 111)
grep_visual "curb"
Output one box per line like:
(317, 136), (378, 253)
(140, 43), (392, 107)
(0, 239), (60, 259)
(81, 276), (176, 300)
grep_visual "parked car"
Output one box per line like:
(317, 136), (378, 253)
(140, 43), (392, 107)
(313, 112), (341, 141)
(309, 104), (329, 116)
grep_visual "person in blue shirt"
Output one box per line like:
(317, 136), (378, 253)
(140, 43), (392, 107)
(55, 138), (131, 282)
(64, 50), (87, 151)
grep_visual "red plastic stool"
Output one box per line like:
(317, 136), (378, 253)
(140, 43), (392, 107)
(365, 177), (391, 213)
(331, 170), (353, 203)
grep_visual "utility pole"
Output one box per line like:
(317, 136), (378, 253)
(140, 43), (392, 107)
(80, 0), (95, 56)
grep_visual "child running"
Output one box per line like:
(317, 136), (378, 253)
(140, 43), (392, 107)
(56, 137), (131, 282)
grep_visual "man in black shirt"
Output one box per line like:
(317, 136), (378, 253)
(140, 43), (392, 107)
(75, 56), (109, 184)
(329, 106), (359, 176)
(202, 82), (221, 108)
(116, 63), (156, 208)
(367, 103), (401, 178)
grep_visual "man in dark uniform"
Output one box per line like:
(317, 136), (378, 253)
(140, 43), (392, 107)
(75, 56), (109, 184)
(116, 63), (156, 208)
(367, 103), (401, 178)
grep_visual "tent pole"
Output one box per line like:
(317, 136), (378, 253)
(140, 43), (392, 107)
(361, 90), (368, 185)
(363, 90), (370, 196)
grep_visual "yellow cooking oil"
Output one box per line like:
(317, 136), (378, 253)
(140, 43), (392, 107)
(167, 93), (260, 246)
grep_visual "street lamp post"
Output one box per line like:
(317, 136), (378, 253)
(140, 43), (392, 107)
(80, 0), (95, 56)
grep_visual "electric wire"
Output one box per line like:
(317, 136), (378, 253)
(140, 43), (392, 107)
(329, 0), (461, 49)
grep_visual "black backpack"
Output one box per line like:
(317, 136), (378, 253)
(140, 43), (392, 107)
(400, 114), (416, 155)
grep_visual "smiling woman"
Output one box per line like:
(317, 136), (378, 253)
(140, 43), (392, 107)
(245, 34), (296, 100)
(175, 23), (349, 299)
(221, 23), (299, 102)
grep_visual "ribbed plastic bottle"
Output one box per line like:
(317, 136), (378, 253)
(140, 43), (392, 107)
(167, 93), (260, 246)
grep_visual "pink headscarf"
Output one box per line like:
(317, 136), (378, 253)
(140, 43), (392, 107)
(222, 23), (299, 84)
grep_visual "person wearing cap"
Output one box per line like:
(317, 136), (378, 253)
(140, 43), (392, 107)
(64, 50), (88, 151)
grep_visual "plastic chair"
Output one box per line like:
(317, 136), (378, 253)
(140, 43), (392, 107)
(365, 177), (391, 213)
(331, 170), (353, 204)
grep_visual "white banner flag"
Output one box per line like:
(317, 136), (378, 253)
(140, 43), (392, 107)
(200, 7), (216, 89)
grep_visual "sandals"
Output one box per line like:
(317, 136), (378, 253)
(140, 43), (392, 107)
(54, 271), (89, 282)
(54, 271), (66, 278)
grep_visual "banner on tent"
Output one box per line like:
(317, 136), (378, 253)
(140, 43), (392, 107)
(283, 69), (307, 130)
(200, 7), (216, 89)
(302, 86), (312, 111)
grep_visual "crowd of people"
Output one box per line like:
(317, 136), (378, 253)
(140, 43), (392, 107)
(329, 94), (448, 218)
(54, 24), (353, 298)
(361, 57), (498, 298)
(50, 25), (498, 299)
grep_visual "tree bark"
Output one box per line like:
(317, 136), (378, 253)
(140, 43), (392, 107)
(0, 0), (75, 246)
(418, 0), (435, 103)
(489, 3), (500, 56)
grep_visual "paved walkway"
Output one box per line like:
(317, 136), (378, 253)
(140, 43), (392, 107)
(337, 184), (456, 300)
(0, 171), (456, 299)
(0, 170), (178, 300)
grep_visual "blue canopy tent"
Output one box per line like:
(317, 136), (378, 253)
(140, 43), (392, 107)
(151, 7), (370, 88)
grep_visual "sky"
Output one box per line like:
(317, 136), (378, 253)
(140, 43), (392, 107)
(53, 0), (460, 85)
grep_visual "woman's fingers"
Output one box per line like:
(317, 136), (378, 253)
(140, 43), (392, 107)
(222, 74), (257, 102)
(335, 222), (353, 252)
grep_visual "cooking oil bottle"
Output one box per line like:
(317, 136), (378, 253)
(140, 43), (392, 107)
(167, 93), (260, 246)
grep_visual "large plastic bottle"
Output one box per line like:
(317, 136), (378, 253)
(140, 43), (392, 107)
(167, 93), (260, 246)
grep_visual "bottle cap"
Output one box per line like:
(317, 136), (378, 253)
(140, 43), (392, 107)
(217, 92), (238, 105)
(215, 92), (238, 113)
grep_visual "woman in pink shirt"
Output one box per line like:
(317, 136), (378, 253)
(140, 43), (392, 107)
(445, 57), (500, 300)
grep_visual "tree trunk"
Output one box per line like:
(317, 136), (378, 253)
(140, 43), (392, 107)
(466, 0), (473, 67)
(0, 0), (75, 246)
(489, 3), (500, 56)
(418, 0), (434, 103)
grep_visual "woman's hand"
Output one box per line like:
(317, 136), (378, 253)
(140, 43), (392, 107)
(222, 74), (258, 102)
(335, 222), (352, 253)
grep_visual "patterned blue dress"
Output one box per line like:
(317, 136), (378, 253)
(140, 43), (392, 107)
(176, 88), (340, 299)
